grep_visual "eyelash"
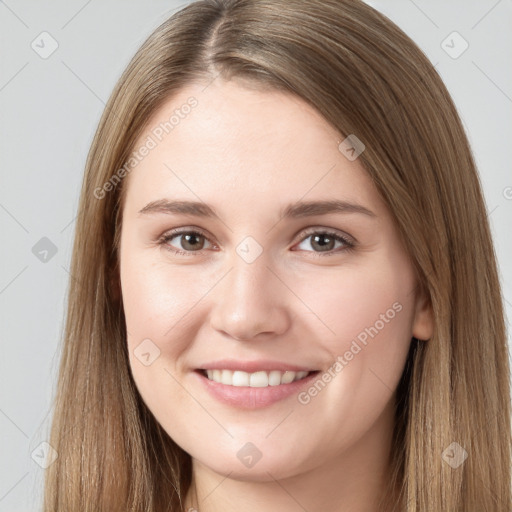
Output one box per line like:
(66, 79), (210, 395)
(156, 227), (356, 257)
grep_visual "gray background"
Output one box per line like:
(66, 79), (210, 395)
(1, 1), (511, 510)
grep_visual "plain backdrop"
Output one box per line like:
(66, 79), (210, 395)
(0, 1), (511, 510)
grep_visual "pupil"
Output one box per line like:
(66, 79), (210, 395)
(313, 234), (333, 252)
(183, 234), (202, 250)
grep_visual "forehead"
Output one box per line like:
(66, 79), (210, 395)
(123, 79), (386, 217)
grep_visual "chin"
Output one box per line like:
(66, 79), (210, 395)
(195, 453), (305, 482)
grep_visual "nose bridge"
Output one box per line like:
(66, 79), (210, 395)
(225, 241), (275, 313)
(225, 234), (274, 297)
(209, 238), (290, 340)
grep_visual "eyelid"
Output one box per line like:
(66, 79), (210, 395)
(157, 226), (216, 253)
(294, 226), (356, 246)
(157, 225), (356, 256)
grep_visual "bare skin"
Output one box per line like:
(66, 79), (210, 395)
(119, 78), (433, 512)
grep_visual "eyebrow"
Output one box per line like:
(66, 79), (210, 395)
(138, 198), (376, 219)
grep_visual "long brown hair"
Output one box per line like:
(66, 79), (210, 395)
(43, 0), (511, 510)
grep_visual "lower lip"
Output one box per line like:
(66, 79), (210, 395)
(193, 370), (320, 409)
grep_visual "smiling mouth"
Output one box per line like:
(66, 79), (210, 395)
(196, 369), (320, 387)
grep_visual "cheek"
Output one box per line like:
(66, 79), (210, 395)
(121, 254), (204, 349)
(120, 254), (206, 434)
(292, 260), (415, 343)
(291, 260), (416, 398)
(120, 250), (224, 412)
(281, 262), (416, 451)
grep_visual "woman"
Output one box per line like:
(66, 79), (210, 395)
(44, 0), (511, 510)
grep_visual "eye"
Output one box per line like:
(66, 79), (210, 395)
(158, 228), (214, 255)
(157, 227), (355, 257)
(293, 229), (355, 256)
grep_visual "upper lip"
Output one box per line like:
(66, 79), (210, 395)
(197, 359), (318, 373)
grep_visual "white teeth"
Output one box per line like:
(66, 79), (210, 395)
(249, 371), (268, 387)
(268, 370), (282, 386)
(232, 370), (249, 386)
(221, 369), (233, 385)
(203, 369), (311, 387)
(281, 371), (295, 384)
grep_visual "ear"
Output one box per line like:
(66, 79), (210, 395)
(412, 287), (434, 341)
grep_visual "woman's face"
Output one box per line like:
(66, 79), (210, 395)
(119, 79), (433, 481)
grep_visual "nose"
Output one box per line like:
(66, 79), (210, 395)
(209, 249), (292, 341)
